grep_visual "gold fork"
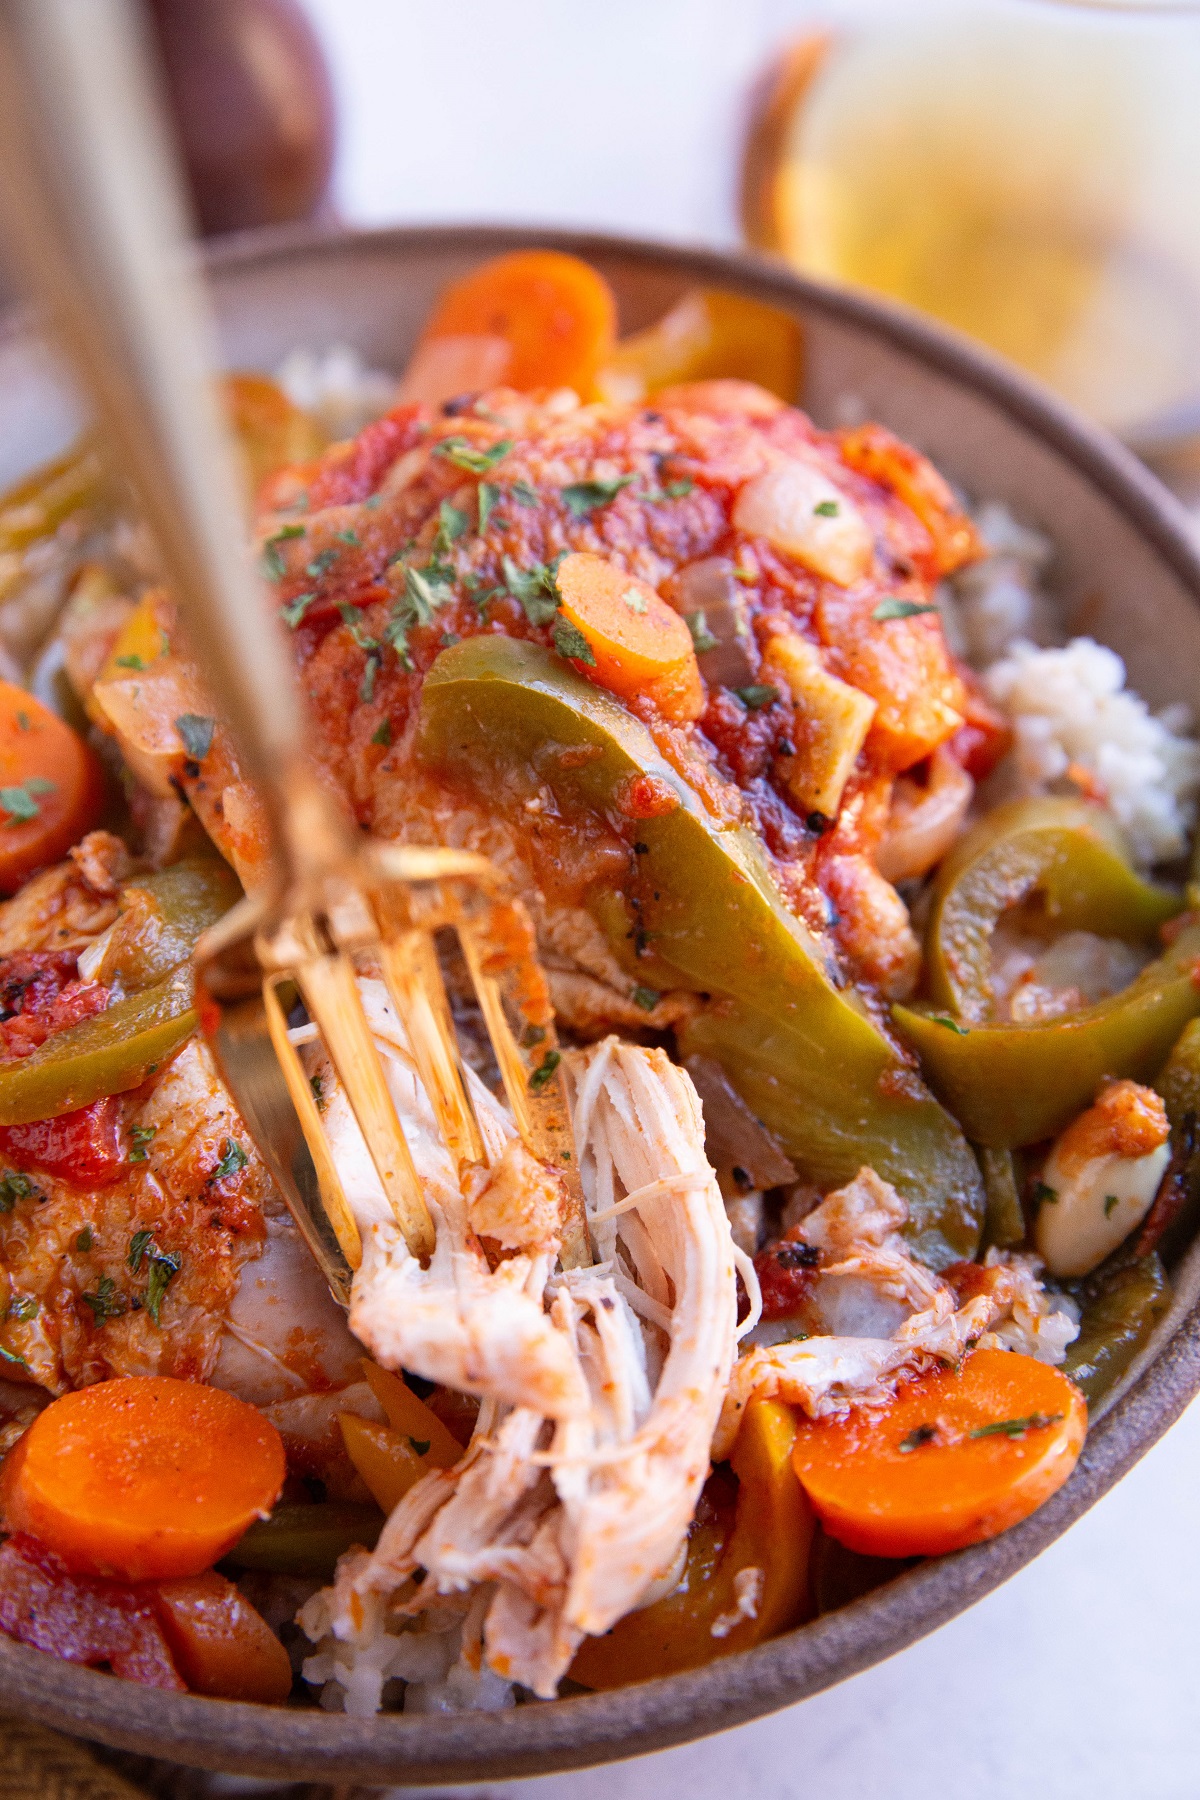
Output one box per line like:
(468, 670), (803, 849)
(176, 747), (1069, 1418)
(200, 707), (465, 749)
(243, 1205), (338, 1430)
(0, 0), (587, 1302)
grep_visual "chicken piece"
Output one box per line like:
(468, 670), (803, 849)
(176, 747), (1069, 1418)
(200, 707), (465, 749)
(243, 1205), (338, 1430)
(302, 1035), (740, 1702)
(0, 832), (131, 956)
(1035, 1080), (1172, 1278)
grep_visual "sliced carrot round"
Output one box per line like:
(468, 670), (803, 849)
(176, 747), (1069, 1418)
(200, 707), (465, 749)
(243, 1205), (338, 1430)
(419, 250), (617, 397)
(790, 1348), (1086, 1558)
(555, 552), (704, 723)
(0, 1377), (285, 1580)
(0, 681), (104, 894)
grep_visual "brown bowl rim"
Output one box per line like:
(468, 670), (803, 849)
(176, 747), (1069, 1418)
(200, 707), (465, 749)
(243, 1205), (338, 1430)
(2, 220), (1199, 1786)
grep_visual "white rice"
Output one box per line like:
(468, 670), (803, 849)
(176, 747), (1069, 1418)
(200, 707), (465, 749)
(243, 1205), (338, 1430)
(275, 343), (397, 442)
(942, 500), (1200, 868)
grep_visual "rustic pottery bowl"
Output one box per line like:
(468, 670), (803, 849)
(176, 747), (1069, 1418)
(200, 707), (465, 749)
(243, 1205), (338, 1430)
(2, 225), (1200, 1787)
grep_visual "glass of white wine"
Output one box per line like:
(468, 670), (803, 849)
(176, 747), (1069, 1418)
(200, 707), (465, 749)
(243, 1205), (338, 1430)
(745, 0), (1200, 450)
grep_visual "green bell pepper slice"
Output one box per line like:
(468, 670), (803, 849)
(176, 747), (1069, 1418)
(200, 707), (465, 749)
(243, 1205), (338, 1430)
(0, 856), (241, 1124)
(418, 636), (984, 1265)
(224, 1501), (384, 1578)
(896, 919), (1200, 1149)
(1062, 1247), (1169, 1406)
(925, 796), (1179, 1023)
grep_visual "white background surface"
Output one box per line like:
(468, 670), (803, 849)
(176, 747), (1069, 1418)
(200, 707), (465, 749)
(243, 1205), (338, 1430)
(294, 5), (1200, 1794)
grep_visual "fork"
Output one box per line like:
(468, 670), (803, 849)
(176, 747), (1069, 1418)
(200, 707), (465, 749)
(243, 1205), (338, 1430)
(0, 0), (588, 1302)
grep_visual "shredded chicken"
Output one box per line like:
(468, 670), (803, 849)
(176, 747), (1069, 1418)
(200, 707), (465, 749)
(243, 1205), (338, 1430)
(301, 1025), (739, 1702)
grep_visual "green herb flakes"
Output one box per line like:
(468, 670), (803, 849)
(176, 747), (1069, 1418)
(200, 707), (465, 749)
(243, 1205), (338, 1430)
(685, 611), (718, 653)
(409, 1437), (431, 1457)
(561, 474), (635, 518)
(1104, 1193), (1120, 1217)
(0, 1172), (40, 1211)
(128, 1124), (157, 1164)
(261, 524), (305, 580)
(211, 1138), (248, 1183)
(898, 1423), (937, 1453)
(371, 718), (392, 748)
(75, 1226), (93, 1252)
(8, 1297), (37, 1322)
(969, 1411), (1063, 1442)
(733, 684), (778, 711)
(503, 553), (564, 626)
(310, 1073), (326, 1113)
(145, 1251), (181, 1325)
(1034, 1180), (1058, 1206)
(404, 562), (453, 623)
(15, 712), (29, 731)
(813, 499), (840, 517)
(82, 1276), (126, 1326)
(929, 1014), (969, 1036)
(664, 478), (694, 499)
(174, 714), (214, 761)
(510, 479), (541, 509)
(306, 547), (340, 580)
(477, 482), (500, 534)
(529, 1049), (562, 1093)
(0, 779), (55, 824)
(434, 436), (513, 476)
(0, 1346), (28, 1370)
(872, 599), (939, 623)
(632, 986), (660, 1012)
(552, 617), (596, 666)
(335, 529), (360, 547)
(128, 1229), (155, 1273)
(281, 591), (317, 628)
(114, 654), (148, 671)
(435, 499), (469, 553)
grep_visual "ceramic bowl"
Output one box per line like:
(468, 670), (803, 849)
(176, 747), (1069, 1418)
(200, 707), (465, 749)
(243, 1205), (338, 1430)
(2, 224), (1200, 1787)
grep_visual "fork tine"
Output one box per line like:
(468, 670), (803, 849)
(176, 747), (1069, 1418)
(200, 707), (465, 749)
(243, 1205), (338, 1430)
(297, 951), (437, 1262)
(376, 925), (487, 1176)
(260, 975), (362, 1277)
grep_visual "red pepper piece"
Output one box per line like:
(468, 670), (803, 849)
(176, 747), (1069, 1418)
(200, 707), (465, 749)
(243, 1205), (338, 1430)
(0, 1534), (183, 1689)
(305, 405), (425, 511)
(0, 949), (110, 1063)
(754, 1237), (820, 1321)
(0, 1093), (127, 1185)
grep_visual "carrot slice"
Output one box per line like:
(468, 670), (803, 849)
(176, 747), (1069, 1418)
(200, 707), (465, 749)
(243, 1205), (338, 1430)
(555, 552), (704, 724)
(150, 1570), (293, 1703)
(418, 251), (617, 398)
(790, 1348), (1086, 1557)
(596, 289), (803, 405)
(0, 682), (104, 895)
(0, 1377), (285, 1580)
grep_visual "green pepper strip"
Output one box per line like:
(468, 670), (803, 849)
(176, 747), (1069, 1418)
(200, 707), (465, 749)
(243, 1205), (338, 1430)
(418, 636), (984, 1265)
(1062, 1247), (1169, 1407)
(224, 1502), (384, 1578)
(925, 796), (1179, 1023)
(0, 856), (240, 1126)
(896, 919), (1200, 1149)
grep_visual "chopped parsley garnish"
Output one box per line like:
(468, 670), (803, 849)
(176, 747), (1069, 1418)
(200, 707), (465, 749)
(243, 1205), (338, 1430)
(434, 498), (469, 554)
(813, 499), (840, 517)
(477, 482), (500, 534)
(529, 1049), (562, 1093)
(434, 436), (513, 475)
(145, 1251), (181, 1325)
(970, 1412), (1063, 1441)
(560, 474), (635, 518)
(632, 986), (660, 1012)
(0, 1172), (40, 1210)
(127, 1229), (155, 1273)
(521, 1024), (546, 1048)
(404, 561), (453, 623)
(128, 1124), (157, 1164)
(81, 1276), (126, 1326)
(7, 1297), (37, 1322)
(1034, 1180), (1058, 1206)
(1104, 1194), (1119, 1217)
(408, 1437), (431, 1457)
(335, 528), (361, 547)
(0, 779), (55, 824)
(338, 602), (378, 653)
(929, 1013), (969, 1035)
(174, 713), (214, 761)
(15, 711), (30, 730)
(306, 547), (340, 580)
(75, 1226), (93, 1252)
(281, 591), (317, 628)
(898, 1423), (937, 1453)
(621, 586), (648, 615)
(310, 1073), (326, 1112)
(665, 478), (693, 499)
(510, 479), (541, 508)
(114, 654), (148, 670)
(261, 523), (305, 580)
(0, 1346), (28, 1370)
(733, 684), (778, 711)
(872, 599), (939, 623)
(685, 610), (718, 653)
(371, 718), (392, 748)
(211, 1138), (248, 1183)
(503, 553), (565, 625)
(552, 617), (596, 666)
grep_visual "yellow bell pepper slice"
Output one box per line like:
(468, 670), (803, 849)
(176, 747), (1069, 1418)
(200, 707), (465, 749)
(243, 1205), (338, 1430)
(596, 289), (803, 406)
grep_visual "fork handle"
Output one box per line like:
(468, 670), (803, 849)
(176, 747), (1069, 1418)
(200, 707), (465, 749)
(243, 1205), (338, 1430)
(0, 0), (326, 878)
